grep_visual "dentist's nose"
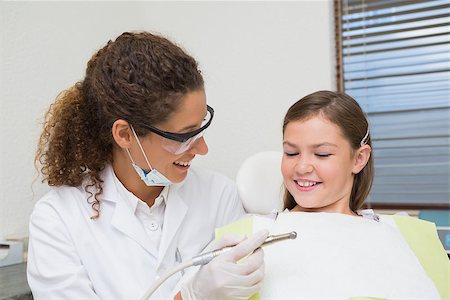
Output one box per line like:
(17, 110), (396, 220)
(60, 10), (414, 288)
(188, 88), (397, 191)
(188, 136), (208, 156)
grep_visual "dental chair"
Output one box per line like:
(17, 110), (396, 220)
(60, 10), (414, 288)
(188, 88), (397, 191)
(236, 151), (284, 214)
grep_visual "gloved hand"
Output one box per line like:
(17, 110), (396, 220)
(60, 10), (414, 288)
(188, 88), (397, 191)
(180, 229), (269, 300)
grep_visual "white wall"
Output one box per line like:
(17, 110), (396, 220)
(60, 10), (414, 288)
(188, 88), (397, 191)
(0, 1), (335, 239)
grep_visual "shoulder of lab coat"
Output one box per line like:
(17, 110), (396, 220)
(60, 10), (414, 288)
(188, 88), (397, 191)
(27, 185), (100, 300)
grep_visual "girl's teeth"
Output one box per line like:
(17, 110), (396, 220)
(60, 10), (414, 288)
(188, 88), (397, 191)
(296, 181), (317, 187)
(175, 161), (191, 166)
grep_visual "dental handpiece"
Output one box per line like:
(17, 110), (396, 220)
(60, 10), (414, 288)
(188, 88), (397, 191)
(140, 231), (298, 300)
(192, 231), (297, 266)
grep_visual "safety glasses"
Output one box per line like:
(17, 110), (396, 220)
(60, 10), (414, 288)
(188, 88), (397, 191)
(139, 105), (214, 154)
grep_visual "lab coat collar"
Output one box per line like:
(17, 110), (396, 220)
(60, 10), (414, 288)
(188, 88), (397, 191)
(100, 165), (156, 257)
(99, 165), (121, 203)
(99, 165), (171, 206)
(99, 165), (189, 264)
(111, 169), (169, 213)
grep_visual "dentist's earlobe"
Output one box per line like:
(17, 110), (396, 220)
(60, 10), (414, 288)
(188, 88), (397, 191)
(112, 119), (133, 149)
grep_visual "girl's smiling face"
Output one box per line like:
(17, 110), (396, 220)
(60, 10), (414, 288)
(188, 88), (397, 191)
(281, 114), (363, 215)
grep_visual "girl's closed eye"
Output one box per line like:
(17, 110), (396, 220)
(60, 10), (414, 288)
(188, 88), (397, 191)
(284, 152), (299, 157)
(315, 153), (331, 157)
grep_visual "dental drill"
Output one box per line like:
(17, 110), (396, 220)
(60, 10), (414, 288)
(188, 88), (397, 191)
(140, 231), (297, 300)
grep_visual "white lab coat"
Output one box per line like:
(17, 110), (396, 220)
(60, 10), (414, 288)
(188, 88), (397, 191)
(27, 165), (245, 300)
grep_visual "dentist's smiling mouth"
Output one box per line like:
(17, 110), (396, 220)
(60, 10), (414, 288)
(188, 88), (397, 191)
(173, 160), (192, 170)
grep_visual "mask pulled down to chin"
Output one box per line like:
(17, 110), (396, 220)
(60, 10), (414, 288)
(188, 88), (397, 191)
(131, 163), (172, 187)
(127, 124), (172, 187)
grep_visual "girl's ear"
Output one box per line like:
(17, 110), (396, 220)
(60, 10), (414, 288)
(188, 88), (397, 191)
(352, 145), (371, 174)
(112, 119), (132, 149)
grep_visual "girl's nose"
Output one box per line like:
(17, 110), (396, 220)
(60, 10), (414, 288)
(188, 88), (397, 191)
(294, 160), (314, 175)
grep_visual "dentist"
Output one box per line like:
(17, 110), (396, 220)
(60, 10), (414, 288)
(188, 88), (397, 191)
(28, 31), (267, 300)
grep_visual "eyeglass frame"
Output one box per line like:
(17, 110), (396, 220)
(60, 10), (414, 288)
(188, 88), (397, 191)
(135, 105), (214, 143)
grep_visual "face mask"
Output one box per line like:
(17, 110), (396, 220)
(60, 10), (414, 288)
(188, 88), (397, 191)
(129, 161), (172, 186)
(126, 125), (172, 187)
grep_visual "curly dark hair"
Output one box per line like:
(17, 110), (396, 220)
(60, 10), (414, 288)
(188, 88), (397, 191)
(35, 31), (204, 218)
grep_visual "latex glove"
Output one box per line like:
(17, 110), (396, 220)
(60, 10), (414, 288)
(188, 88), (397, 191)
(181, 229), (269, 300)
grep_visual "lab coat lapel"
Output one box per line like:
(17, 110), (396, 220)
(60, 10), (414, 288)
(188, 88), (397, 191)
(101, 166), (156, 258)
(157, 186), (187, 267)
(110, 197), (157, 257)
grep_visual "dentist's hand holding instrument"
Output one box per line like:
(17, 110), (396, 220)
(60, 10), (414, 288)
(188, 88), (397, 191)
(141, 230), (297, 300)
(180, 229), (269, 300)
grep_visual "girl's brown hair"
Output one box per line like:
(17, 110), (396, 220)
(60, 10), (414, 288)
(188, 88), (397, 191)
(282, 90), (373, 212)
(35, 31), (204, 218)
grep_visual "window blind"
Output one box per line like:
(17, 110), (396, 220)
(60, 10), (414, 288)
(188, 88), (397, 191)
(335, 0), (450, 208)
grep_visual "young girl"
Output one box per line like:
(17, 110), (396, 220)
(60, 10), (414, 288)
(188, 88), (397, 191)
(229, 90), (448, 299)
(281, 90), (373, 216)
(28, 31), (267, 300)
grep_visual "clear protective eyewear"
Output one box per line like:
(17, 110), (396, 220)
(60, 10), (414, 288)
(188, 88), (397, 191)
(139, 105), (214, 155)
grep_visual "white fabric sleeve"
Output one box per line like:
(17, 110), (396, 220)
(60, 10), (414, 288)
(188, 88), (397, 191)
(27, 200), (100, 300)
(215, 181), (245, 229)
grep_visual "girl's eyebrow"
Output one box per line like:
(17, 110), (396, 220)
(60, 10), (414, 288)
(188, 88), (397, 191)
(282, 141), (297, 147)
(283, 141), (338, 149)
(311, 142), (338, 149)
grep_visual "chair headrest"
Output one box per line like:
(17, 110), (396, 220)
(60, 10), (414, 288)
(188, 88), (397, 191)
(236, 151), (284, 214)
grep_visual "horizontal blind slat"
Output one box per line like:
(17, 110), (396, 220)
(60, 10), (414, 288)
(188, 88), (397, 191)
(343, 7), (450, 30)
(374, 137), (448, 148)
(344, 61), (450, 80)
(348, 80), (450, 97)
(343, 34), (450, 54)
(343, 25), (450, 46)
(343, 16), (449, 37)
(343, 0), (449, 21)
(344, 44), (449, 63)
(345, 52), (449, 72)
(344, 71), (450, 89)
(350, 93), (450, 113)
